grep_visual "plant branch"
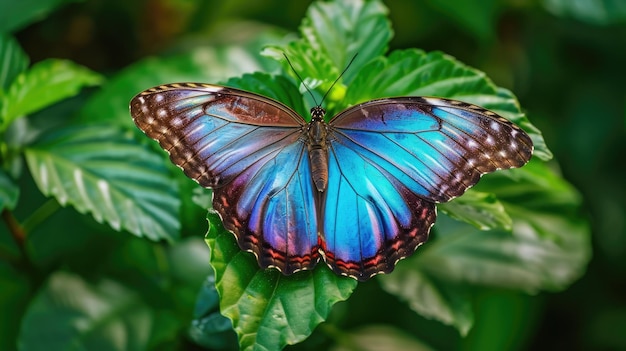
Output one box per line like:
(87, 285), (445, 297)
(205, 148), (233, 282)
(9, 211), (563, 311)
(2, 209), (26, 247)
(1, 209), (33, 268)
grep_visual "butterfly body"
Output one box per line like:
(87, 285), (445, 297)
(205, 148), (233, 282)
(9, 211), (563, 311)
(130, 83), (533, 281)
(306, 109), (330, 192)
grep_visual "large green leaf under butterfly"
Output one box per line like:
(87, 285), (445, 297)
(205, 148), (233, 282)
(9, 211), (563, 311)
(130, 83), (532, 281)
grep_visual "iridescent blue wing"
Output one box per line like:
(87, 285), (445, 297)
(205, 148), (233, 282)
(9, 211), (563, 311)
(321, 97), (533, 280)
(320, 147), (436, 280)
(130, 83), (321, 274)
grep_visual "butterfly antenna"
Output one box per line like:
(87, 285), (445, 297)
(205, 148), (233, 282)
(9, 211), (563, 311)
(319, 53), (358, 106)
(284, 52), (359, 107)
(283, 53), (319, 106)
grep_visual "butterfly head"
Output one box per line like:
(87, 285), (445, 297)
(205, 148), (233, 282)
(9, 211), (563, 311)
(310, 106), (326, 122)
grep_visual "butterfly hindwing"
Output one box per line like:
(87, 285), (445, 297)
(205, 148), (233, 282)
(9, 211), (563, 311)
(130, 83), (321, 274)
(213, 139), (321, 274)
(322, 139), (436, 280)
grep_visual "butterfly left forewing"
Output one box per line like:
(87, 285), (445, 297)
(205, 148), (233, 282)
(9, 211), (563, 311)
(130, 83), (306, 188)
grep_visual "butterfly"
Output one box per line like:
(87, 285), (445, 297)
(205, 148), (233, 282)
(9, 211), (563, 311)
(130, 82), (533, 281)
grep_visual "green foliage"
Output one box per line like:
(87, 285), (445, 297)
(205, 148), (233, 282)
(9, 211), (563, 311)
(24, 125), (180, 241)
(0, 170), (19, 211)
(424, 0), (499, 41)
(542, 0), (626, 25)
(189, 273), (238, 350)
(1, 59), (102, 132)
(0, 0), (81, 33)
(206, 211), (356, 350)
(19, 271), (156, 351)
(331, 325), (437, 351)
(0, 0), (598, 350)
(0, 34), (29, 90)
(438, 190), (512, 231)
(17, 237), (212, 350)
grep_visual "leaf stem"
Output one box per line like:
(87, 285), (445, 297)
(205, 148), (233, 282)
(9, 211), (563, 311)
(2, 208), (49, 290)
(22, 199), (60, 233)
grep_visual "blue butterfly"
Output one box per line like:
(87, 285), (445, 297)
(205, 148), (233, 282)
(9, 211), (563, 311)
(130, 82), (533, 281)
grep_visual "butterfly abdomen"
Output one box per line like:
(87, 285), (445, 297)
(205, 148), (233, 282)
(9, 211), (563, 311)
(307, 114), (329, 192)
(309, 147), (328, 192)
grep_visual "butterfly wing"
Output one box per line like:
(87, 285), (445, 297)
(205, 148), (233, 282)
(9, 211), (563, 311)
(321, 97), (533, 280)
(321, 141), (436, 280)
(130, 83), (321, 274)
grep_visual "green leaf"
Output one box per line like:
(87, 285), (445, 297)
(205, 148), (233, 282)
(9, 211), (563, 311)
(542, 0), (626, 25)
(0, 34), (29, 90)
(268, 0), (392, 86)
(476, 165), (592, 279)
(1, 59), (102, 132)
(301, 0), (392, 84)
(380, 160), (590, 333)
(439, 189), (512, 231)
(264, 40), (339, 99)
(190, 273), (238, 350)
(24, 125), (180, 241)
(79, 43), (280, 128)
(0, 0), (80, 33)
(330, 325), (436, 351)
(0, 170), (19, 211)
(206, 211), (357, 351)
(379, 269), (474, 336)
(345, 49), (552, 161)
(18, 271), (154, 351)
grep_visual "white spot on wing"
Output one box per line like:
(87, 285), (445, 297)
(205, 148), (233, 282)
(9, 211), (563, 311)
(183, 151), (193, 162)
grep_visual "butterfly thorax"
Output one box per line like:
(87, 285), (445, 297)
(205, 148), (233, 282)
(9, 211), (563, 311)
(307, 107), (329, 192)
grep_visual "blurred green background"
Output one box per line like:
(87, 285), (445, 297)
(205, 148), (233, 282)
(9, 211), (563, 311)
(3, 0), (626, 350)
